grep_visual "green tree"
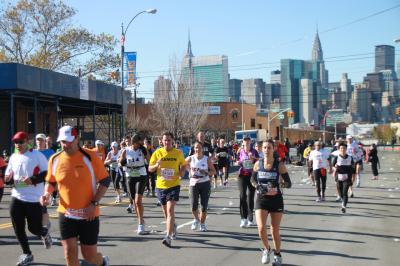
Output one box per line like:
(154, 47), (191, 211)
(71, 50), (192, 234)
(0, 0), (119, 79)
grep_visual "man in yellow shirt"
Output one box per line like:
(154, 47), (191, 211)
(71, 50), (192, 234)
(149, 132), (186, 247)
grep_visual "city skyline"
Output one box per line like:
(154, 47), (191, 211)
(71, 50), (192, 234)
(56, 1), (399, 100)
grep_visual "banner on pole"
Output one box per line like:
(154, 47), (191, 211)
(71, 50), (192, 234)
(124, 52), (137, 87)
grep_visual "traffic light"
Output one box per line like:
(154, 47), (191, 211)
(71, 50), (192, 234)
(396, 107), (400, 116)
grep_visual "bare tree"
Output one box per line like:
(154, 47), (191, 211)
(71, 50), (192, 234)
(151, 57), (208, 139)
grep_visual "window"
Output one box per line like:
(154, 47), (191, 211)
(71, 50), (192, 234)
(258, 124), (262, 129)
(251, 118), (255, 128)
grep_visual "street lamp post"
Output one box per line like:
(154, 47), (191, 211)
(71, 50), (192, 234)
(120, 8), (157, 137)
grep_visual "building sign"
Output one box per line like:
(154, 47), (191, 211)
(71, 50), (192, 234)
(124, 52), (137, 87)
(79, 78), (89, 100)
(208, 106), (221, 115)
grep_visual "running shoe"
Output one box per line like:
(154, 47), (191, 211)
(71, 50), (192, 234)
(171, 223), (177, 239)
(146, 190), (150, 197)
(156, 201), (161, 206)
(261, 248), (271, 264)
(102, 256), (110, 266)
(137, 224), (145, 235)
(50, 197), (57, 206)
(200, 223), (207, 232)
(356, 179), (360, 188)
(122, 192), (128, 197)
(341, 207), (346, 213)
(115, 195), (121, 203)
(162, 235), (171, 248)
(321, 196), (326, 202)
(272, 254), (282, 266)
(42, 232), (52, 249)
(191, 219), (199, 231)
(247, 220), (256, 227)
(350, 192), (354, 198)
(240, 219), (248, 228)
(126, 204), (132, 213)
(17, 254), (33, 266)
(315, 197), (322, 202)
(335, 196), (342, 202)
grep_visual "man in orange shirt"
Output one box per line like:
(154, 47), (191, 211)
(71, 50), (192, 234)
(40, 126), (110, 266)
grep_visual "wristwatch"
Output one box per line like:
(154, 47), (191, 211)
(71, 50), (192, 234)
(91, 200), (99, 206)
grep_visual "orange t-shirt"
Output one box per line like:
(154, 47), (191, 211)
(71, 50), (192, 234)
(92, 147), (106, 162)
(46, 149), (109, 218)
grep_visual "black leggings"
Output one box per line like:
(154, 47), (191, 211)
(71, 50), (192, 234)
(371, 162), (379, 176)
(110, 168), (121, 190)
(146, 172), (156, 192)
(314, 169), (327, 197)
(10, 197), (45, 254)
(238, 175), (255, 220)
(190, 181), (211, 212)
(119, 168), (128, 193)
(338, 180), (350, 207)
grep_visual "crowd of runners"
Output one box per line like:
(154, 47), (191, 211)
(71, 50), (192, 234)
(0, 126), (382, 266)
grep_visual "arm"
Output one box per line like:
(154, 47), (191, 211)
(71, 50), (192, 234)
(118, 149), (126, 163)
(86, 177), (110, 221)
(279, 162), (291, 188)
(250, 161), (259, 188)
(104, 152), (112, 165)
(185, 156), (192, 172)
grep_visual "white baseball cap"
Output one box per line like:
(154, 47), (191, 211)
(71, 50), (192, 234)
(35, 133), (46, 140)
(95, 140), (104, 146)
(111, 141), (118, 147)
(57, 126), (78, 142)
(346, 135), (353, 139)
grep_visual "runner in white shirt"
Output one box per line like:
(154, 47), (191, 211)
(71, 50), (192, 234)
(346, 135), (363, 196)
(308, 141), (332, 202)
(105, 142), (122, 203)
(5, 131), (52, 266)
(185, 142), (216, 232)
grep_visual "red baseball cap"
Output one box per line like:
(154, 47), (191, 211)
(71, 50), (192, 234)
(12, 131), (29, 141)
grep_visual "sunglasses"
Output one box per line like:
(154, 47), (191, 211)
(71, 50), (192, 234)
(14, 140), (25, 144)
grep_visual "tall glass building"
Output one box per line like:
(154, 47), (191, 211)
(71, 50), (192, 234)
(181, 38), (229, 102)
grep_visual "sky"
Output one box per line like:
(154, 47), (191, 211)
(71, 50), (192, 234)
(65, 0), (400, 100)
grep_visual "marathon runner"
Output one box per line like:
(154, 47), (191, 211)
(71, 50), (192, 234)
(332, 143), (355, 213)
(119, 134), (149, 235)
(215, 138), (231, 186)
(186, 141), (216, 232)
(41, 125), (110, 266)
(149, 132), (186, 247)
(105, 141), (122, 203)
(303, 143), (314, 186)
(237, 135), (259, 227)
(5, 131), (52, 266)
(251, 139), (291, 265)
(346, 135), (363, 196)
(308, 141), (332, 202)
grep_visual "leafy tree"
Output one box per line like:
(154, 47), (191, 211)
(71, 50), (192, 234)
(0, 0), (119, 79)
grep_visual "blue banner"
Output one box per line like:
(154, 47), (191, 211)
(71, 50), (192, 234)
(124, 52), (137, 86)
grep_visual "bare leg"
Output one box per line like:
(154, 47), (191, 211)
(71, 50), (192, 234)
(270, 212), (283, 253)
(255, 209), (270, 250)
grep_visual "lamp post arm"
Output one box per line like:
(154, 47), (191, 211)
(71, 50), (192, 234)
(124, 11), (147, 36)
(268, 108), (291, 122)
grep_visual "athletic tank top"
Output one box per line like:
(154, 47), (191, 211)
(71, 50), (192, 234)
(189, 155), (210, 185)
(107, 150), (120, 169)
(125, 147), (147, 177)
(257, 157), (282, 196)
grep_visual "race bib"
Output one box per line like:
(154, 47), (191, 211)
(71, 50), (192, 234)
(160, 168), (175, 180)
(65, 208), (86, 220)
(338, 173), (348, 181)
(219, 152), (227, 158)
(265, 182), (278, 196)
(14, 179), (28, 188)
(127, 168), (141, 177)
(110, 162), (118, 169)
(243, 159), (253, 170)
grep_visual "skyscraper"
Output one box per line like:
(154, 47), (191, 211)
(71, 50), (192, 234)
(375, 45), (395, 72)
(153, 76), (172, 103)
(181, 36), (229, 102)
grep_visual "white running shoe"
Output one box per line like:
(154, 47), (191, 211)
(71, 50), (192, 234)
(41, 231), (52, 249)
(272, 254), (282, 266)
(102, 255), (110, 266)
(115, 195), (121, 203)
(17, 254), (34, 266)
(137, 224), (145, 235)
(247, 220), (256, 227)
(356, 179), (360, 188)
(261, 248), (271, 264)
(191, 219), (199, 231)
(240, 219), (248, 228)
(335, 196), (342, 202)
(200, 223), (207, 232)
(162, 235), (171, 247)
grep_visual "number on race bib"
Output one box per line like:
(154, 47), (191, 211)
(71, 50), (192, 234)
(160, 168), (175, 180)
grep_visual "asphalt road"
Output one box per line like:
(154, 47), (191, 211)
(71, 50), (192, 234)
(0, 151), (399, 266)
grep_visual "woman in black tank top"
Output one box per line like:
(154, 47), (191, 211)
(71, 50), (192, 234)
(251, 139), (291, 265)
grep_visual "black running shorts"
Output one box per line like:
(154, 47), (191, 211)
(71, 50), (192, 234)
(59, 213), (99, 245)
(255, 194), (284, 212)
(156, 185), (180, 205)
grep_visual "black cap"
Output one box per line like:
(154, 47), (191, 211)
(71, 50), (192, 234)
(132, 134), (141, 143)
(243, 135), (251, 140)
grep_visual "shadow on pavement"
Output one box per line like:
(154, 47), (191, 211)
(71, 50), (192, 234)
(284, 249), (379, 260)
